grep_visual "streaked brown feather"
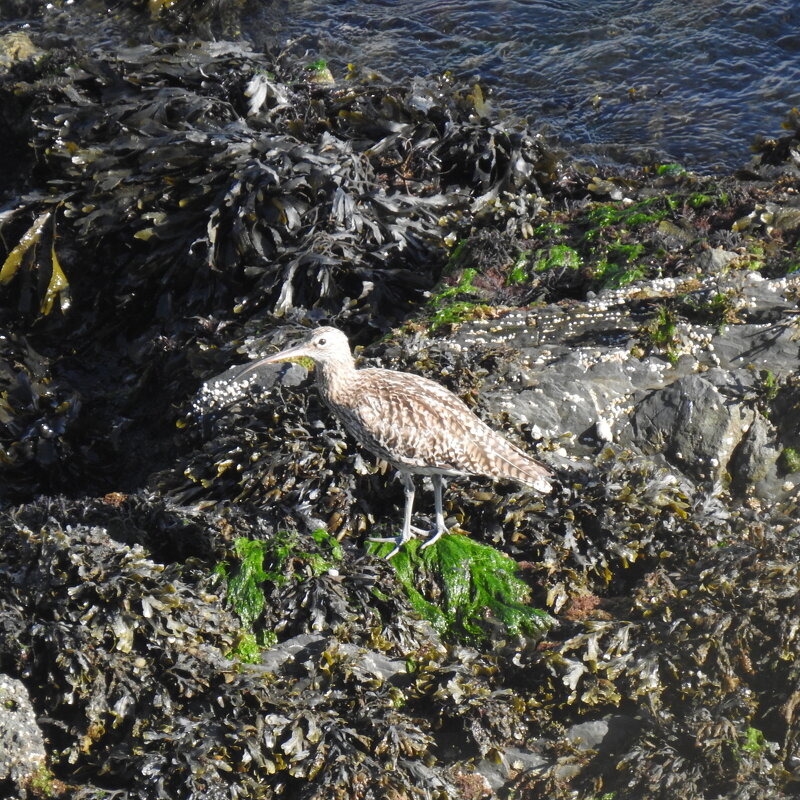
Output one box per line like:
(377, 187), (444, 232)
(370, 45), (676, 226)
(310, 332), (552, 492)
(246, 326), (552, 554)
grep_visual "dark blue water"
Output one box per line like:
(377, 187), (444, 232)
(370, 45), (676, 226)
(254, 0), (800, 173)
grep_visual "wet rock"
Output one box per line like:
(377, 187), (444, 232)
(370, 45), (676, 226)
(565, 714), (640, 754)
(0, 674), (48, 796)
(773, 380), (800, 451)
(257, 633), (407, 684)
(626, 374), (752, 482)
(475, 745), (549, 791)
(729, 413), (781, 496)
(696, 245), (738, 274)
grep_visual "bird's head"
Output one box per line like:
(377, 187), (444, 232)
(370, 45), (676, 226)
(237, 327), (353, 380)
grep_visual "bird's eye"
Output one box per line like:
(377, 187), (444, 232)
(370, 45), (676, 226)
(317, 338), (326, 346)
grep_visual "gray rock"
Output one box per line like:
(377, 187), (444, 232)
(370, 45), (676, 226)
(625, 374), (753, 482)
(729, 414), (781, 496)
(697, 246), (738, 274)
(257, 634), (407, 683)
(565, 714), (640, 753)
(423, 271), (800, 500)
(0, 674), (48, 795)
(192, 347), (309, 417)
(710, 322), (799, 372)
(773, 382), (800, 451)
(474, 744), (549, 791)
(257, 632), (328, 674)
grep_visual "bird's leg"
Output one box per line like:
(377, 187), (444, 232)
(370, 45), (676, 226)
(420, 474), (448, 549)
(368, 470), (416, 558)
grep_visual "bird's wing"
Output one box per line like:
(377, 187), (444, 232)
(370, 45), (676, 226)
(348, 370), (551, 490)
(348, 370), (471, 470)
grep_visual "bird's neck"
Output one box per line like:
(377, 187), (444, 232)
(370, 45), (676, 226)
(316, 355), (358, 406)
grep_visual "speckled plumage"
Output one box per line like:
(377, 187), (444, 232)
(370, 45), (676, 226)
(240, 327), (552, 555)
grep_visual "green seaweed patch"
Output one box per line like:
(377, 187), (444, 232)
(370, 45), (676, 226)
(740, 726), (767, 755)
(585, 196), (673, 234)
(778, 447), (800, 474)
(506, 252), (530, 285)
(593, 258), (645, 290)
(656, 163), (687, 177)
(607, 242), (644, 262)
(369, 535), (552, 645)
(590, 241), (647, 289)
(217, 537), (271, 629)
(428, 267), (493, 330)
(637, 305), (682, 364)
(533, 221), (565, 237)
(429, 300), (493, 331)
(531, 244), (581, 272)
(687, 192), (713, 209)
(232, 631), (270, 664)
(217, 530), (343, 635)
(430, 266), (479, 303)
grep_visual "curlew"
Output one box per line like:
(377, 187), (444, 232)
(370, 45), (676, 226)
(238, 327), (552, 557)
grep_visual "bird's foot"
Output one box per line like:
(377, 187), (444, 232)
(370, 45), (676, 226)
(366, 533), (409, 559)
(368, 523), (449, 559)
(419, 527), (446, 550)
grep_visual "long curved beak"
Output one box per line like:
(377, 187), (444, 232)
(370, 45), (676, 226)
(235, 342), (313, 381)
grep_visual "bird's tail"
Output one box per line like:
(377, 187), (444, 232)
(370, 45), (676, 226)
(474, 434), (553, 493)
(497, 448), (553, 493)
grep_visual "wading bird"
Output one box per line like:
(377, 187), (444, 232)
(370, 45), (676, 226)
(239, 327), (552, 557)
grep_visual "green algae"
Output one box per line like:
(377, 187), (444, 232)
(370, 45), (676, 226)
(218, 537), (271, 629)
(232, 631), (267, 664)
(655, 163), (687, 177)
(531, 244), (581, 272)
(217, 530), (343, 635)
(593, 258), (645, 289)
(506, 252), (529, 284)
(687, 192), (713, 209)
(369, 535), (552, 645)
(430, 267), (479, 302)
(587, 194), (677, 235)
(586, 197), (673, 232)
(429, 300), (491, 330)
(534, 222), (565, 237)
(428, 267), (490, 330)
(639, 305), (682, 364)
(778, 447), (800, 474)
(740, 726), (767, 755)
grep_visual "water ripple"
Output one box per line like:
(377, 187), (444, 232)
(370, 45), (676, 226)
(253, 0), (800, 173)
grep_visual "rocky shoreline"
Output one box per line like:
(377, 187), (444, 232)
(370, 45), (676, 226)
(1, 2), (799, 798)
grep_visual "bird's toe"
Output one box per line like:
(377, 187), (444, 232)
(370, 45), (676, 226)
(420, 528), (446, 549)
(367, 533), (408, 559)
(409, 524), (430, 536)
